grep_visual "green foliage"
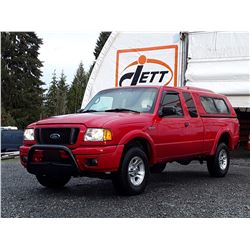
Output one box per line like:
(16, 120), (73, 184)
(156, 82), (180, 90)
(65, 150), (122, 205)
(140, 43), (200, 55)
(1, 107), (16, 126)
(1, 32), (112, 126)
(93, 32), (111, 60)
(45, 70), (58, 117)
(56, 71), (68, 115)
(67, 62), (87, 113)
(1, 32), (44, 129)
(83, 32), (111, 87)
(86, 32), (111, 82)
(44, 64), (88, 117)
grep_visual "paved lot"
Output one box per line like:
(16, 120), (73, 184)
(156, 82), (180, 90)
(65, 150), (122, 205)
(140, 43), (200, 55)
(1, 156), (250, 218)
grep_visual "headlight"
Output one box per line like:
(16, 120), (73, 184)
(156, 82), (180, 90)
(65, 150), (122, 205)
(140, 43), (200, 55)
(24, 128), (34, 141)
(84, 128), (112, 141)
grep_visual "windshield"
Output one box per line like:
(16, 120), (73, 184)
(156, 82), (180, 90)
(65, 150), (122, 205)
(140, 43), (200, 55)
(83, 87), (158, 113)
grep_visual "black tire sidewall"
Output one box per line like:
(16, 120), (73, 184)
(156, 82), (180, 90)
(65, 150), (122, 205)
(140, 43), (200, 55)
(207, 143), (230, 177)
(36, 174), (71, 188)
(114, 147), (149, 195)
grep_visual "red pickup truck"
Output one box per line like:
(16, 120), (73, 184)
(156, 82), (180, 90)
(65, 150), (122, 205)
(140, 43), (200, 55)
(20, 86), (239, 195)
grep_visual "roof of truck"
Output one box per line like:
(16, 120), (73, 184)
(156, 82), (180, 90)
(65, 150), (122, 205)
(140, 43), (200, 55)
(180, 86), (214, 93)
(100, 85), (215, 94)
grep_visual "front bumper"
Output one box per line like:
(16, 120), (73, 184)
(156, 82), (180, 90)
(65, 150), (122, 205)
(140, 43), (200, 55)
(20, 144), (124, 176)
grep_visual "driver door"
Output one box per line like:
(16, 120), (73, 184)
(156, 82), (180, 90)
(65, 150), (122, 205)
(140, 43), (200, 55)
(155, 90), (188, 161)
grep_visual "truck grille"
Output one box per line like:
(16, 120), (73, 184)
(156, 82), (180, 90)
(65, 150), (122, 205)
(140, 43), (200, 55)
(35, 128), (80, 145)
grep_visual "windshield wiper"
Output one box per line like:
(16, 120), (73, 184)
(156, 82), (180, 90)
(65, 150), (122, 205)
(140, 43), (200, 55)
(80, 109), (99, 113)
(105, 108), (140, 113)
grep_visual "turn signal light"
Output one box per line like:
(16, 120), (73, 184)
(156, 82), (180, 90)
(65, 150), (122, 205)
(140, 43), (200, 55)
(103, 129), (112, 141)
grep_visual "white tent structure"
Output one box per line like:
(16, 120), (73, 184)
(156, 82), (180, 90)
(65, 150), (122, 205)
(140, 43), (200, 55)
(81, 32), (184, 107)
(82, 31), (249, 109)
(185, 32), (250, 108)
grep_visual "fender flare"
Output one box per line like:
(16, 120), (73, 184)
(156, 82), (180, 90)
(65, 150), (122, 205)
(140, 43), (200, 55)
(119, 130), (156, 164)
(211, 128), (233, 155)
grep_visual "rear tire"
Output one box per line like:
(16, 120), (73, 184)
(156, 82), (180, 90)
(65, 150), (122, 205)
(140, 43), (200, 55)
(112, 147), (149, 195)
(150, 163), (166, 173)
(36, 174), (71, 188)
(207, 143), (230, 177)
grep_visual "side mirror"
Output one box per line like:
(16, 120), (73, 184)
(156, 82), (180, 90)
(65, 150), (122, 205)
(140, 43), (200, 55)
(159, 106), (176, 117)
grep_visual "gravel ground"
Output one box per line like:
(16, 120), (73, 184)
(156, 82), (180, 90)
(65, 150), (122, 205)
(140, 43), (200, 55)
(1, 156), (250, 218)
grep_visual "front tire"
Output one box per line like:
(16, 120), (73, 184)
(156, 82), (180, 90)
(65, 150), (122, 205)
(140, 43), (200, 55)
(207, 143), (230, 177)
(112, 147), (149, 195)
(36, 174), (71, 188)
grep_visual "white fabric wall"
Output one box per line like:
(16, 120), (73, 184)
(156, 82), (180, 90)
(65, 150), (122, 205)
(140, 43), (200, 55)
(81, 32), (181, 108)
(82, 32), (250, 108)
(186, 32), (250, 107)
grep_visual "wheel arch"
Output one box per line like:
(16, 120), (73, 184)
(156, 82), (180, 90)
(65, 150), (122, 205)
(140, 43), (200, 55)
(119, 132), (156, 166)
(211, 130), (233, 155)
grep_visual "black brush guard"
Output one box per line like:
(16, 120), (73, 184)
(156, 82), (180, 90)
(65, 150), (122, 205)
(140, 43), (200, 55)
(26, 144), (112, 179)
(26, 145), (80, 177)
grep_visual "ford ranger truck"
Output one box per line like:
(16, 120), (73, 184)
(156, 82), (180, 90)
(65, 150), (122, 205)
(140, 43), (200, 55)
(20, 86), (239, 195)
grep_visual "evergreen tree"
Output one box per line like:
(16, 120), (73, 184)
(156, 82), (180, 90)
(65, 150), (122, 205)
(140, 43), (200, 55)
(67, 62), (87, 113)
(45, 70), (58, 117)
(86, 32), (111, 83)
(56, 71), (68, 115)
(1, 107), (16, 126)
(93, 32), (111, 60)
(1, 32), (44, 128)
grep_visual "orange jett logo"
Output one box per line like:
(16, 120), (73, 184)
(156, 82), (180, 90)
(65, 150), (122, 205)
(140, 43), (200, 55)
(115, 45), (178, 87)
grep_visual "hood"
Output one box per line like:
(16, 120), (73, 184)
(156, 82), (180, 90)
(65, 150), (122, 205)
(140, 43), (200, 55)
(35, 112), (151, 128)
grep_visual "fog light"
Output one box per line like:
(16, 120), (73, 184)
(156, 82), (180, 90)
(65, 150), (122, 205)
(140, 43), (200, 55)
(59, 150), (69, 159)
(32, 150), (44, 162)
(85, 158), (98, 167)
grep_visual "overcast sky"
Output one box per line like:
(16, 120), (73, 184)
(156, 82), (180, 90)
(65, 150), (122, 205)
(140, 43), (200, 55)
(37, 32), (100, 87)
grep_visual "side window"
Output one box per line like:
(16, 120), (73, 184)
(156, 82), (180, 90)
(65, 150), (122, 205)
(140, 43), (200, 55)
(160, 92), (184, 117)
(214, 98), (229, 114)
(183, 92), (198, 117)
(200, 96), (218, 114)
(200, 96), (230, 114)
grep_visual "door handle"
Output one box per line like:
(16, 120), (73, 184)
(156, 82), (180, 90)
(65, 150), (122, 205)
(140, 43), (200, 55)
(184, 122), (190, 127)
